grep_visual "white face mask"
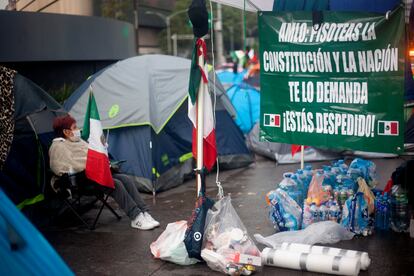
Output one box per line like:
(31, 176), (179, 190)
(73, 129), (81, 138)
(69, 129), (81, 142)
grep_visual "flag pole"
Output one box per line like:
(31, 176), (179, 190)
(196, 38), (205, 196)
(300, 145), (304, 169)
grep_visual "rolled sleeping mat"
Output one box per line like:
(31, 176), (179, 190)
(261, 248), (361, 276)
(276, 242), (371, 270)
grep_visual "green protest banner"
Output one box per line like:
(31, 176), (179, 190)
(259, 6), (405, 154)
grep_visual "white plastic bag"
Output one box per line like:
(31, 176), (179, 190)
(150, 220), (199, 265)
(254, 221), (354, 248)
(202, 196), (262, 275)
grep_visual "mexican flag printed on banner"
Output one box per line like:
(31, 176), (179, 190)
(263, 113), (281, 127)
(377, 120), (399, 136)
(82, 92), (114, 188)
(188, 38), (217, 171)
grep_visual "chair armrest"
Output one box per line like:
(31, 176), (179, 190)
(57, 171), (85, 189)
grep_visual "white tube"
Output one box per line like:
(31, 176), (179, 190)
(279, 242), (371, 270)
(261, 248), (361, 276)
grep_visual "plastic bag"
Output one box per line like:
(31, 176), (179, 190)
(184, 172), (214, 260)
(278, 173), (305, 206)
(150, 220), (199, 265)
(390, 185), (410, 233)
(295, 169), (311, 192)
(357, 177), (375, 215)
(306, 173), (330, 206)
(332, 159), (348, 174)
(266, 189), (302, 231)
(254, 221), (354, 248)
(347, 158), (377, 187)
(336, 174), (357, 191)
(202, 196), (262, 275)
(341, 192), (371, 236)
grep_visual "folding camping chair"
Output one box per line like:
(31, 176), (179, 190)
(52, 171), (121, 230)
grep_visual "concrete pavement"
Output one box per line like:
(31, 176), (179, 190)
(44, 156), (414, 275)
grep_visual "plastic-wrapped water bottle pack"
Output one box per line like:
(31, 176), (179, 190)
(266, 158), (379, 235)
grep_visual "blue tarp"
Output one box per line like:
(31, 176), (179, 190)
(273, 0), (329, 11)
(329, 0), (400, 13)
(226, 84), (260, 134)
(0, 188), (73, 275)
(273, 0), (400, 12)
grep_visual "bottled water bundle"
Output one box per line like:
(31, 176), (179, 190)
(266, 158), (378, 235)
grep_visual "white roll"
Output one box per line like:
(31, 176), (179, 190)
(279, 242), (371, 270)
(261, 248), (361, 276)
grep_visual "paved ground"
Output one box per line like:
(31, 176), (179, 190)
(44, 156), (414, 276)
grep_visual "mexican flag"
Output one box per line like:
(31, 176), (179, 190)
(188, 38), (217, 171)
(377, 120), (399, 136)
(263, 113), (281, 127)
(291, 145), (309, 156)
(82, 92), (114, 189)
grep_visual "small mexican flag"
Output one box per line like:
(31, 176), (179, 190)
(188, 38), (217, 171)
(291, 145), (309, 156)
(377, 120), (399, 136)
(263, 113), (281, 127)
(82, 92), (114, 189)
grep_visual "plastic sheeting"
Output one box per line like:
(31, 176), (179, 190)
(246, 123), (341, 164)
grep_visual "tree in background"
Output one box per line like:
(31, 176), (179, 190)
(156, 0), (193, 56)
(159, 0), (257, 58)
(221, 4), (257, 55)
(101, 0), (133, 21)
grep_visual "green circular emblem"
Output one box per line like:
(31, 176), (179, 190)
(109, 104), (120, 118)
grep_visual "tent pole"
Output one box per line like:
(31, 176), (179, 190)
(196, 38), (205, 196)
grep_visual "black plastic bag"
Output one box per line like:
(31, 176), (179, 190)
(184, 170), (214, 260)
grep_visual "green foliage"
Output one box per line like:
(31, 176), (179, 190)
(101, 0), (133, 21)
(159, 0), (257, 57)
(221, 4), (257, 52)
(158, 0), (192, 55)
(49, 83), (77, 105)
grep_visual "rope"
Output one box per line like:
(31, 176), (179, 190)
(209, 0), (224, 200)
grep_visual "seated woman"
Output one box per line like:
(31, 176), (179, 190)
(49, 114), (159, 231)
